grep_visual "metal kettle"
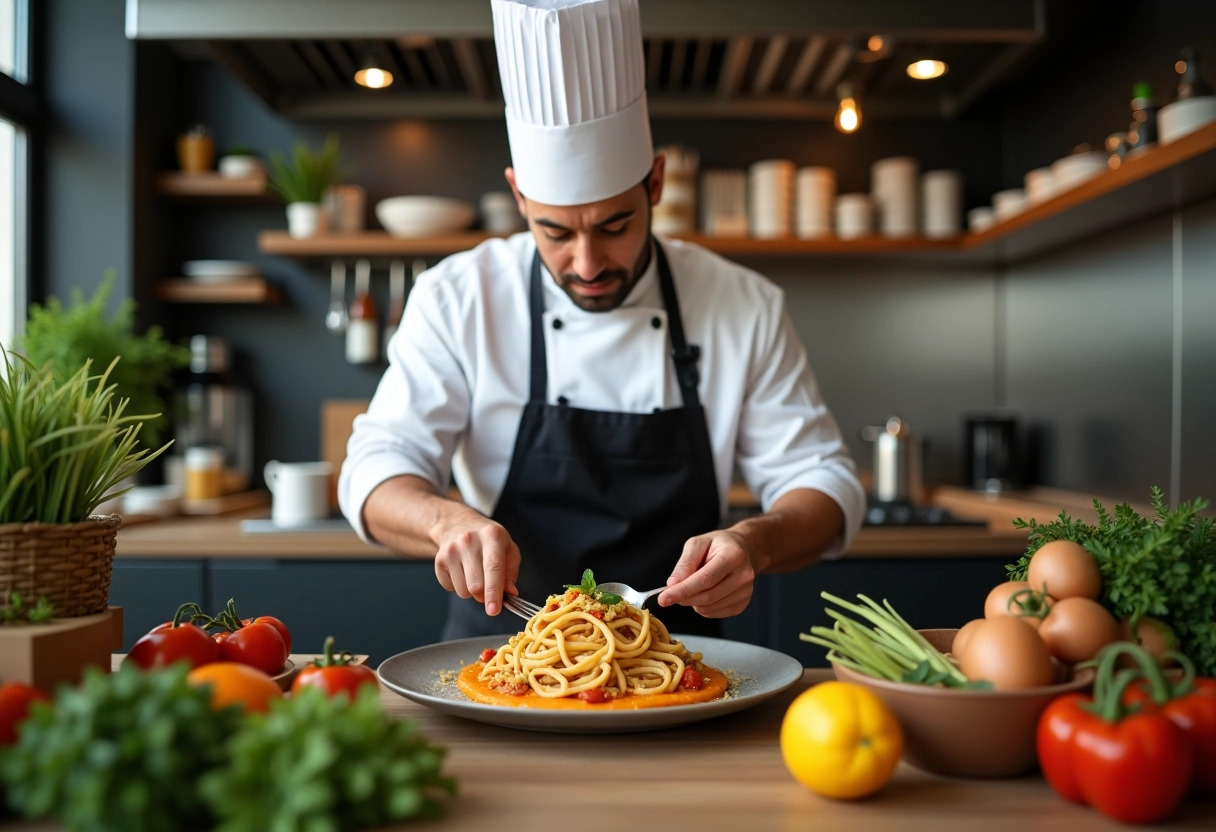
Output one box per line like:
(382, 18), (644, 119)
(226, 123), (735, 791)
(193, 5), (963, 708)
(861, 416), (923, 503)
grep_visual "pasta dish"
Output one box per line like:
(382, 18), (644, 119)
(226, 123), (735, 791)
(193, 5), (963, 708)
(457, 573), (727, 710)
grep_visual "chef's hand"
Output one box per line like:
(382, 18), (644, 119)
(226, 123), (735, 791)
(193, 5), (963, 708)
(657, 530), (756, 617)
(433, 515), (521, 617)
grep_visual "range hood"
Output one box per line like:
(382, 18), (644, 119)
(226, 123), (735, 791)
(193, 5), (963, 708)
(126, 0), (1044, 120)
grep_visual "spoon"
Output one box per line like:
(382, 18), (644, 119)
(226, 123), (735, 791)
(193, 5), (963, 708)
(596, 582), (665, 608)
(325, 259), (348, 335)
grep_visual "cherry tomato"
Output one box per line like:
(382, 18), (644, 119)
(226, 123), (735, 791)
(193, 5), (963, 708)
(188, 662), (283, 714)
(126, 621), (219, 670)
(217, 621), (288, 675)
(681, 668), (704, 691)
(291, 636), (378, 701)
(478, 648), (497, 663)
(0, 681), (50, 745)
(577, 688), (607, 704)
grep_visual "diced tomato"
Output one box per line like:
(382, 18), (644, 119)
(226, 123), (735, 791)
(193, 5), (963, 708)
(546, 603), (558, 612)
(681, 668), (703, 691)
(478, 648), (497, 663)
(591, 610), (604, 620)
(506, 683), (529, 696)
(578, 688), (607, 704)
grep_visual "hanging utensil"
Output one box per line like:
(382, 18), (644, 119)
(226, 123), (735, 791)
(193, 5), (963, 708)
(384, 260), (407, 357)
(325, 260), (348, 335)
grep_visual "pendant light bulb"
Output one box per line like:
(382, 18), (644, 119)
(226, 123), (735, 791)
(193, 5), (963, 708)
(834, 81), (861, 134)
(355, 53), (394, 89)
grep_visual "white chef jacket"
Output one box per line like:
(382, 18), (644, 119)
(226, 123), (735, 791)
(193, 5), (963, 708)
(338, 232), (865, 558)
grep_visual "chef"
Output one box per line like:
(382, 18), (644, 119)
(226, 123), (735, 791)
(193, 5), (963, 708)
(338, 0), (865, 640)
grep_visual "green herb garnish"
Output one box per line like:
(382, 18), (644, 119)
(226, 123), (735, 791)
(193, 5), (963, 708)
(1006, 486), (1216, 676)
(563, 569), (623, 606)
(1, 591), (55, 625)
(200, 685), (456, 831)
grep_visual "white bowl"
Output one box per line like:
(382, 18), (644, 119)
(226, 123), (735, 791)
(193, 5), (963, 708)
(968, 207), (995, 233)
(1051, 152), (1107, 190)
(376, 196), (476, 237)
(183, 260), (260, 281)
(992, 188), (1027, 220)
(218, 155), (264, 179)
(1159, 96), (1216, 144)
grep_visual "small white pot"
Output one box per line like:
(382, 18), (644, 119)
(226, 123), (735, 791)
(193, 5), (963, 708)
(286, 202), (329, 238)
(218, 155), (264, 179)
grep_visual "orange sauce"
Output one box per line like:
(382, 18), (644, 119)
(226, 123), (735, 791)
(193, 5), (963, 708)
(456, 662), (729, 710)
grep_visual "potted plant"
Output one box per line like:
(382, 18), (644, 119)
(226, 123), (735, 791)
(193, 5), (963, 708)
(17, 270), (188, 449)
(217, 145), (264, 179)
(0, 350), (170, 618)
(267, 134), (351, 238)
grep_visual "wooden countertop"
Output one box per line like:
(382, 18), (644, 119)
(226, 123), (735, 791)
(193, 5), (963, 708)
(112, 484), (1128, 561)
(20, 665), (1206, 831)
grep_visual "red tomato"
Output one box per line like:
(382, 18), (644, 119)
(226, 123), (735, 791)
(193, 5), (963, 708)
(248, 616), (291, 654)
(577, 688), (607, 704)
(1037, 693), (1089, 804)
(126, 621), (219, 670)
(0, 682), (50, 745)
(292, 662), (378, 700)
(217, 621), (288, 675)
(290, 636), (377, 701)
(681, 668), (704, 691)
(478, 648), (497, 663)
(1123, 676), (1216, 796)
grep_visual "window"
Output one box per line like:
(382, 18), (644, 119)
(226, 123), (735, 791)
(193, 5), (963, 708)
(0, 0), (30, 350)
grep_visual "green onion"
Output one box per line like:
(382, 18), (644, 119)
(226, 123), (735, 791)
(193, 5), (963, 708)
(799, 591), (972, 687)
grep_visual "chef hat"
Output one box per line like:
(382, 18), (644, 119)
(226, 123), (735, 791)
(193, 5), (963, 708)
(491, 0), (654, 206)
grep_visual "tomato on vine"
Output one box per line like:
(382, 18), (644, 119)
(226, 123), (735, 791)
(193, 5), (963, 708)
(125, 602), (219, 670)
(193, 598), (289, 676)
(291, 636), (378, 701)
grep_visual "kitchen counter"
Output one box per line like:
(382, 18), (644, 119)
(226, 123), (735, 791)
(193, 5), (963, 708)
(110, 483), (1124, 561)
(17, 667), (1211, 831)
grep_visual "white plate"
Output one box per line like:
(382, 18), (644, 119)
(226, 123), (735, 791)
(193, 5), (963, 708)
(377, 634), (804, 734)
(183, 260), (260, 278)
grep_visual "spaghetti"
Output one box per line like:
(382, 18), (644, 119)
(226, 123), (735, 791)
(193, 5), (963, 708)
(459, 583), (727, 708)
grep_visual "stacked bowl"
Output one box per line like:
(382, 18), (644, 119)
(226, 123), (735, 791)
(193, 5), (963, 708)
(748, 160), (795, 238)
(794, 167), (836, 239)
(871, 156), (919, 238)
(920, 169), (963, 238)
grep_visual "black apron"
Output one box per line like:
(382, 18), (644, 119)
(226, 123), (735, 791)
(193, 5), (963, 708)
(442, 241), (723, 640)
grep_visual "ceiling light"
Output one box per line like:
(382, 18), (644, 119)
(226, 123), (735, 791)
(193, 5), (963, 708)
(834, 81), (861, 134)
(355, 54), (394, 89)
(907, 59), (947, 80)
(857, 34), (892, 63)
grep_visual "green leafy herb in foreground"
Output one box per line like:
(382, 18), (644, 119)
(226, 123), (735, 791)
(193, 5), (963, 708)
(0, 662), (242, 832)
(200, 685), (456, 832)
(1006, 486), (1216, 676)
(563, 569), (623, 606)
(1, 591), (54, 625)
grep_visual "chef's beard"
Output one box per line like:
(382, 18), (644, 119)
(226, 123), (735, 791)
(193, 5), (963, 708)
(555, 238), (651, 312)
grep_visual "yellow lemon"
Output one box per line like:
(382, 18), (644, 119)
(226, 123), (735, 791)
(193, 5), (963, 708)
(780, 680), (903, 799)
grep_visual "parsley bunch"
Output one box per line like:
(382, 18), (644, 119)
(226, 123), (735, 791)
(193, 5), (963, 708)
(1006, 487), (1216, 675)
(200, 685), (456, 831)
(0, 663), (242, 832)
(563, 569), (623, 606)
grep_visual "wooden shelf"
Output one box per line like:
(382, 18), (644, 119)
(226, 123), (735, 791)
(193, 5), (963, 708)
(154, 171), (275, 202)
(256, 122), (1216, 265)
(154, 278), (282, 304)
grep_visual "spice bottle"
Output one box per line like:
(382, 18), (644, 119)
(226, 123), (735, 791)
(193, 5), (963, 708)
(1127, 82), (1158, 152)
(1176, 48), (1213, 100)
(346, 258), (378, 364)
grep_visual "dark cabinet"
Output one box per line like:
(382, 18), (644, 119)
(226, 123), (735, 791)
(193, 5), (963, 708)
(109, 559), (207, 650)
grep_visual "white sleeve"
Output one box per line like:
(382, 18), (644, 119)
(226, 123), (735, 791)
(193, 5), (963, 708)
(337, 277), (471, 545)
(734, 292), (866, 559)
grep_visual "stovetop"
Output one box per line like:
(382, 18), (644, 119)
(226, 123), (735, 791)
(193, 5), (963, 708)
(863, 499), (987, 527)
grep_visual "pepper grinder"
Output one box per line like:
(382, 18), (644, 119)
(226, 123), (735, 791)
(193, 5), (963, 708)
(383, 259), (406, 358)
(345, 258), (378, 364)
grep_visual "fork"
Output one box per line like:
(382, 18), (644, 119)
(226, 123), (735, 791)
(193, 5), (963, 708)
(502, 593), (542, 621)
(595, 582), (666, 609)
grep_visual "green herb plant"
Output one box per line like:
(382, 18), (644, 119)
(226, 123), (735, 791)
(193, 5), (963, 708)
(1006, 486), (1216, 676)
(199, 685), (457, 832)
(1, 591), (54, 625)
(0, 350), (171, 524)
(800, 592), (992, 689)
(267, 134), (352, 205)
(563, 568), (623, 606)
(18, 270), (188, 447)
(0, 663), (243, 832)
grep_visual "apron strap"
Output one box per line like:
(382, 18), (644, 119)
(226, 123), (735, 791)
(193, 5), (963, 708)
(527, 240), (702, 408)
(654, 242), (702, 408)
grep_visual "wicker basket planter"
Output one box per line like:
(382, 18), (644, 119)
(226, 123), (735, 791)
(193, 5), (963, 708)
(0, 514), (122, 618)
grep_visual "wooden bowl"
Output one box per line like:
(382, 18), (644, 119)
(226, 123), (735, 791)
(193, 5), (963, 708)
(832, 628), (1094, 778)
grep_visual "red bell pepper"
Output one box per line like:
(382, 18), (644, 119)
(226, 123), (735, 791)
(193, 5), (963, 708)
(1037, 642), (1194, 824)
(1122, 650), (1216, 797)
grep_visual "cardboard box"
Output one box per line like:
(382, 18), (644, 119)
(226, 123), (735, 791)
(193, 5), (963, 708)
(0, 606), (123, 692)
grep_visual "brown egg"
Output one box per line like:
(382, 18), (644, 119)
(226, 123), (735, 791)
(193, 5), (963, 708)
(951, 618), (986, 663)
(1039, 597), (1122, 664)
(984, 581), (1030, 619)
(1026, 540), (1102, 600)
(1118, 616), (1179, 668)
(958, 616), (1055, 691)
